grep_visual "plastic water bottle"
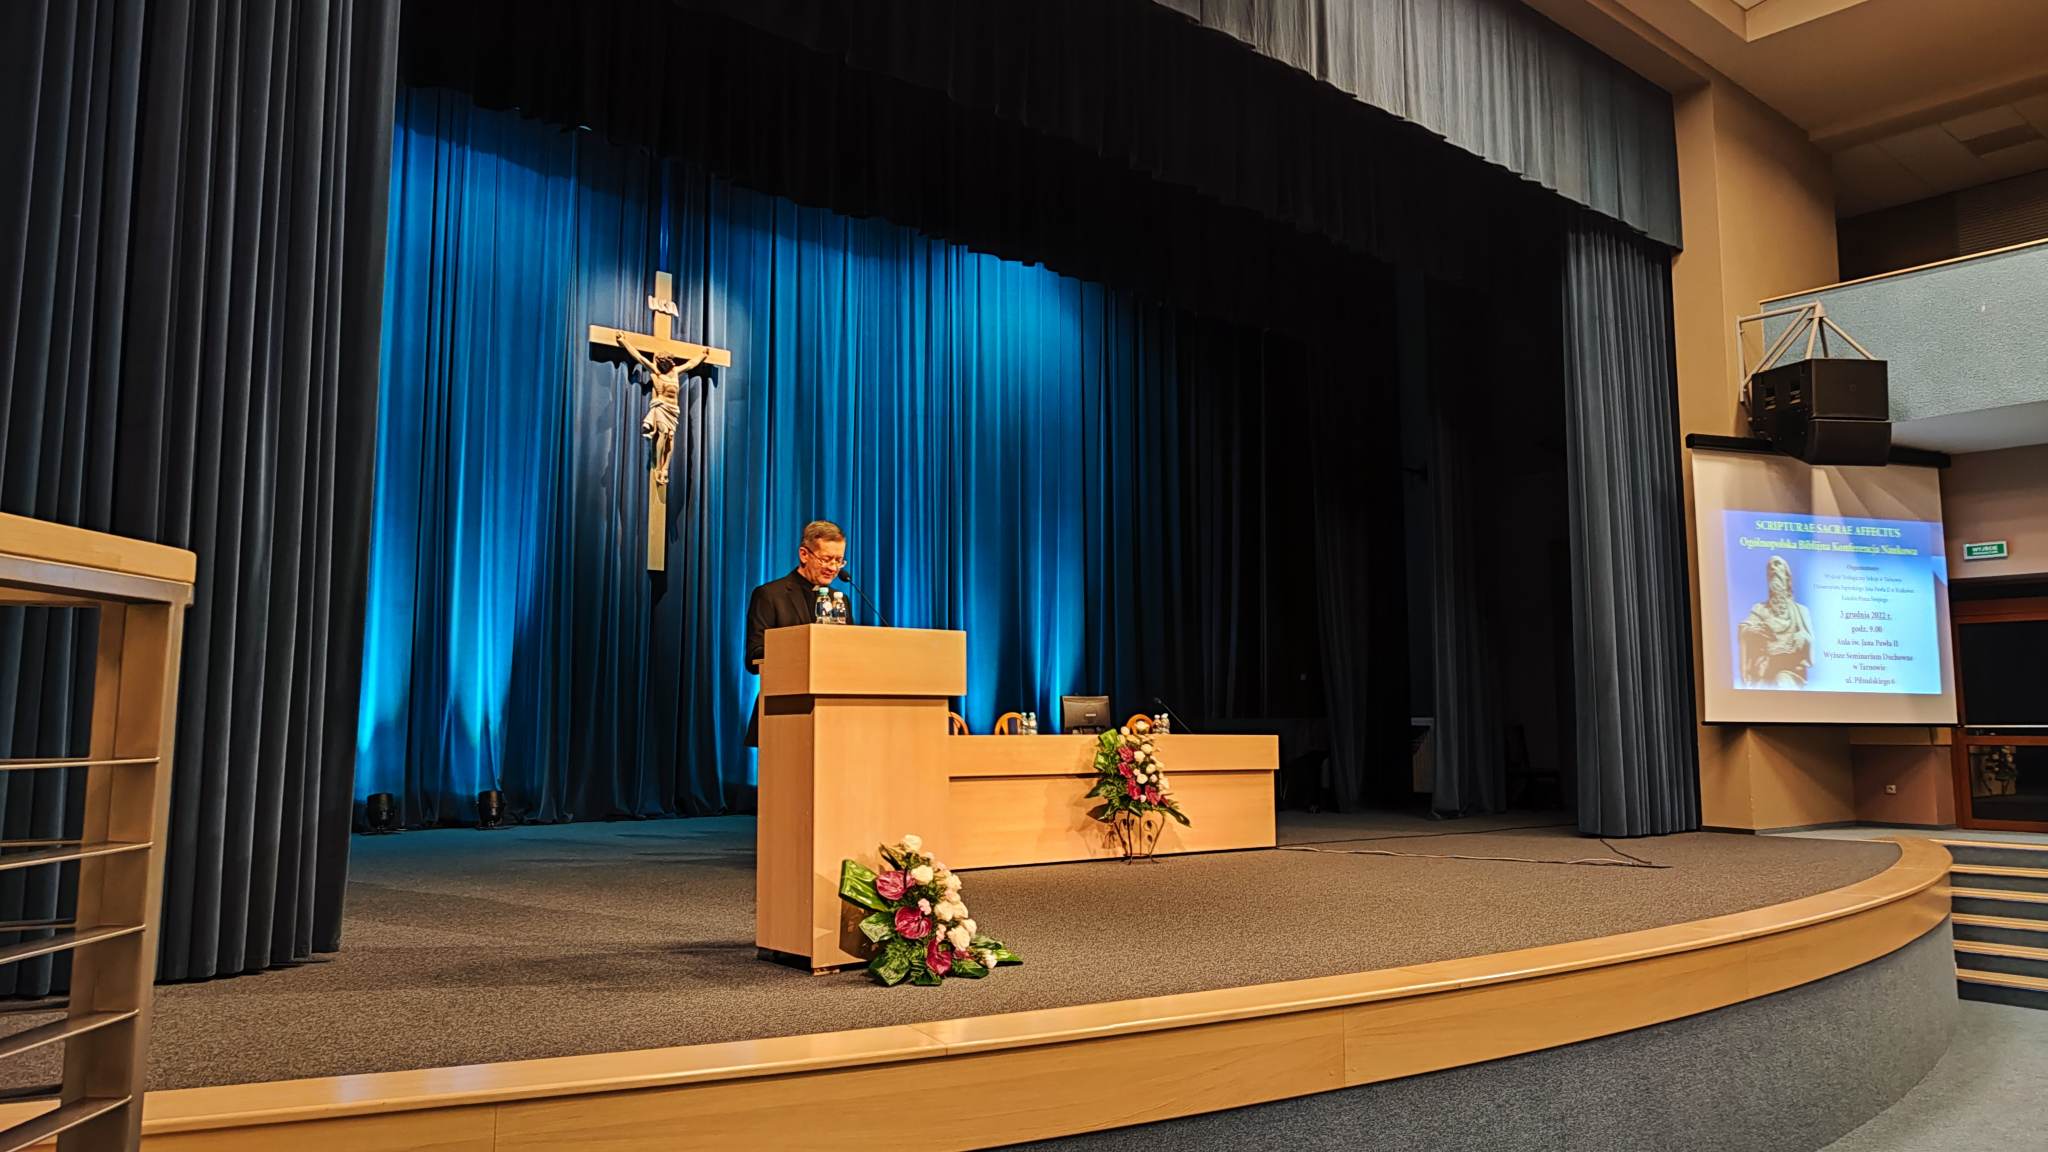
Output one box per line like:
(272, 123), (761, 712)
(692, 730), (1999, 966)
(1021, 711), (1038, 735)
(814, 586), (832, 623)
(831, 590), (850, 624)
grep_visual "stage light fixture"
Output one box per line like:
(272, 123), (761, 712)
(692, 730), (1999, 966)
(365, 792), (399, 834)
(476, 789), (506, 830)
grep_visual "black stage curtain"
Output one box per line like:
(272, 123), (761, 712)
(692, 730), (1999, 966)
(1309, 346), (1414, 811)
(0, 0), (400, 985)
(401, 0), (1589, 306)
(1427, 301), (1506, 817)
(1153, 0), (1682, 247)
(1562, 218), (1699, 836)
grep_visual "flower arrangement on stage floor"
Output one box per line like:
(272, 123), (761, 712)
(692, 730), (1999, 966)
(1087, 719), (1190, 860)
(839, 834), (1022, 986)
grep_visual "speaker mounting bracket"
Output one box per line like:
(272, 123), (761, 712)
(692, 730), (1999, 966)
(1734, 301), (1876, 418)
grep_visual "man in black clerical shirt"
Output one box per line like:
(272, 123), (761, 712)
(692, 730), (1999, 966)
(744, 519), (847, 746)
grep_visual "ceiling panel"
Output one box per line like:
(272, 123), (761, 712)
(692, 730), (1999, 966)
(1830, 142), (1933, 217)
(1876, 125), (1988, 197)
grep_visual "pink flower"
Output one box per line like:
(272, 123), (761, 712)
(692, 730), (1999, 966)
(893, 907), (933, 940)
(1119, 747), (1135, 762)
(925, 936), (953, 976)
(1144, 785), (1161, 805)
(1125, 782), (1142, 800)
(875, 870), (911, 901)
(1119, 764), (1135, 780)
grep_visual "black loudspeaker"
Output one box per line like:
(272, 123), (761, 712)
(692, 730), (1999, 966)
(1748, 358), (1890, 465)
(1796, 418), (1892, 466)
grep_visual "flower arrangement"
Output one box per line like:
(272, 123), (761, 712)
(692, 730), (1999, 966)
(838, 834), (1022, 986)
(1087, 718), (1189, 859)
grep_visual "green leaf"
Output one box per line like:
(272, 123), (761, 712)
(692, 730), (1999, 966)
(911, 966), (944, 986)
(870, 945), (912, 986)
(950, 957), (989, 979)
(859, 910), (895, 944)
(968, 934), (1020, 965)
(1165, 805), (1191, 826)
(839, 859), (887, 912)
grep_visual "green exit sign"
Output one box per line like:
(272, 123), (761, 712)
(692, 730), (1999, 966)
(1963, 540), (2009, 561)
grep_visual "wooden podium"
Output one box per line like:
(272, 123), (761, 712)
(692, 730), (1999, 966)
(755, 624), (966, 971)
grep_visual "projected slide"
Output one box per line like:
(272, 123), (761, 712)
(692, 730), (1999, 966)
(1721, 512), (1944, 695)
(1690, 449), (1956, 726)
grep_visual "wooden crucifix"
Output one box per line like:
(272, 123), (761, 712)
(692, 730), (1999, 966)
(588, 272), (732, 572)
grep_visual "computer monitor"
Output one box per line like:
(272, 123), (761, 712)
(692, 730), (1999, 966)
(1061, 695), (1111, 735)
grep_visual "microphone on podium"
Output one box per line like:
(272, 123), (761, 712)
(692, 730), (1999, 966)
(836, 569), (893, 628)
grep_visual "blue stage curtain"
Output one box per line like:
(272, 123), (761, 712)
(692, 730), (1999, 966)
(361, 90), (1282, 825)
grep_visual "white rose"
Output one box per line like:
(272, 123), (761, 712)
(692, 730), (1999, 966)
(901, 833), (923, 852)
(947, 926), (972, 950)
(1141, 742), (1154, 754)
(1132, 750), (1147, 764)
(918, 898), (932, 914)
(979, 949), (998, 968)
(1119, 725), (1131, 736)
(1134, 772), (1148, 784)
(911, 864), (934, 884)
(963, 919), (977, 936)
(943, 873), (963, 892)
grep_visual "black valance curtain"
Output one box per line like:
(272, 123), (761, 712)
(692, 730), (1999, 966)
(402, 0), (1580, 303)
(0, 0), (399, 985)
(1154, 0), (1682, 247)
(1562, 217), (1699, 836)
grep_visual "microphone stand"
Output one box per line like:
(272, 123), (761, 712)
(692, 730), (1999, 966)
(837, 570), (893, 628)
(1152, 696), (1195, 734)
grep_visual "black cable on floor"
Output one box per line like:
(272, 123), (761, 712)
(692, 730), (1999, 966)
(1277, 821), (1672, 870)
(1280, 820), (1575, 848)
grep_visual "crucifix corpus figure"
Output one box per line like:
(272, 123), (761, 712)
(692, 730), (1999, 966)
(616, 333), (702, 499)
(587, 271), (732, 572)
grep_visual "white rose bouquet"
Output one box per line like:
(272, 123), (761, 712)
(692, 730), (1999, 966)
(838, 834), (1022, 986)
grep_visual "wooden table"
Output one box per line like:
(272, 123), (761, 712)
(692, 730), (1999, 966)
(944, 734), (1278, 869)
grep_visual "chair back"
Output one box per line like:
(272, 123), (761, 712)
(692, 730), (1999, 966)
(991, 711), (1024, 736)
(947, 711), (969, 736)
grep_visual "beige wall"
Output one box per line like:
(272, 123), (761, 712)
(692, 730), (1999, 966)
(1850, 740), (1956, 827)
(1668, 78), (1857, 830)
(1943, 444), (2048, 580)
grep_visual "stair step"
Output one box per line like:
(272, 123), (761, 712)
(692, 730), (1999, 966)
(1953, 864), (2048, 880)
(1953, 913), (2048, 949)
(1957, 966), (2048, 1011)
(1954, 940), (2048, 980)
(1954, 912), (2048, 936)
(1950, 863), (2048, 893)
(1952, 886), (2048, 902)
(1957, 967), (2048, 992)
(1950, 887), (2048, 919)
(1938, 839), (2048, 869)
(1937, 838), (2048, 853)
(1956, 939), (2048, 960)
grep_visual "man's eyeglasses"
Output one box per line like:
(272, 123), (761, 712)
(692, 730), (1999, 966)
(803, 549), (847, 569)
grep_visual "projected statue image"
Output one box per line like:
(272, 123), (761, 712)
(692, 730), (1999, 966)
(1737, 554), (1814, 688)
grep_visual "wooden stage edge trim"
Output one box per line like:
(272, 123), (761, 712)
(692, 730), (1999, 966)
(9, 839), (1951, 1151)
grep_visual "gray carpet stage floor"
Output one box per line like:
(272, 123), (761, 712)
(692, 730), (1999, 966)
(1, 812), (1898, 1092)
